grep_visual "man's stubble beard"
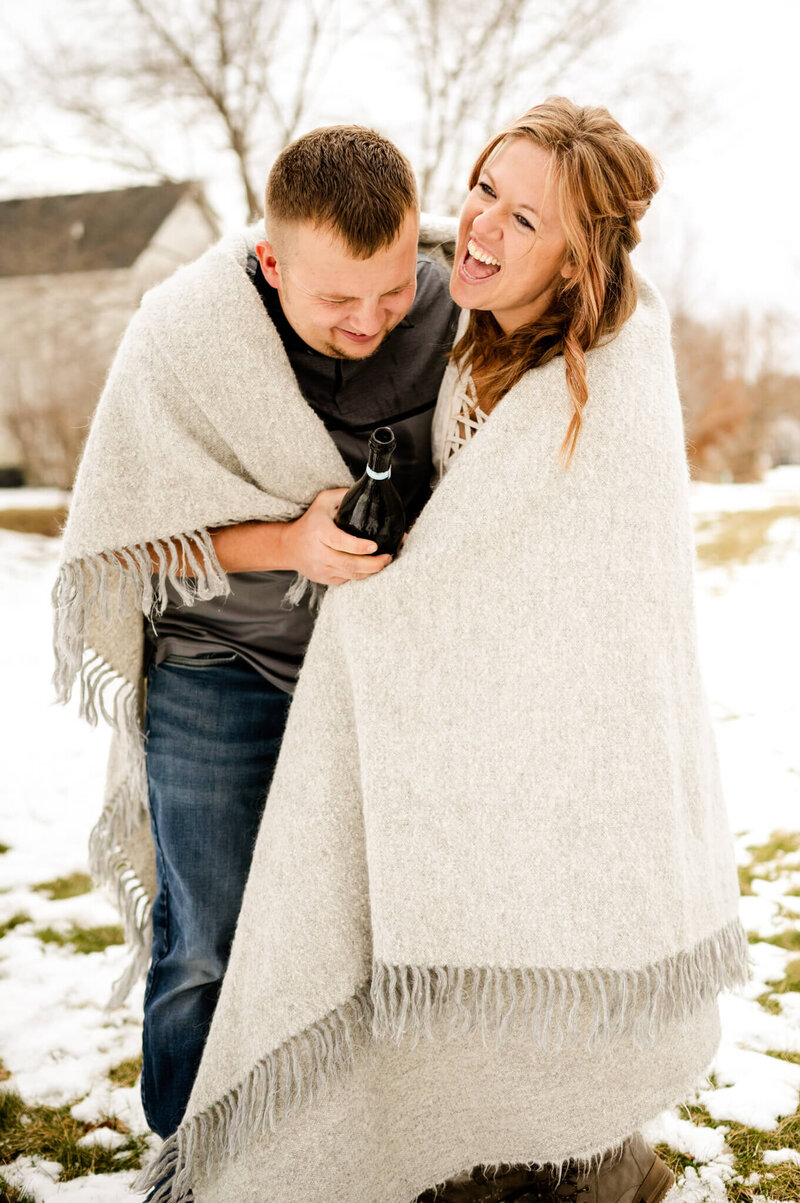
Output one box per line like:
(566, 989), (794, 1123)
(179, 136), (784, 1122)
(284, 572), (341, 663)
(322, 338), (386, 361)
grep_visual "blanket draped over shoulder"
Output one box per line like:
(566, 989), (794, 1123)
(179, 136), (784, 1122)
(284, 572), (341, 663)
(52, 216), (461, 1005)
(132, 274), (748, 1203)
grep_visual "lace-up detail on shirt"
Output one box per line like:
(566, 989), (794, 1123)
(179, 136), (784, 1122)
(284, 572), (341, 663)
(440, 372), (488, 473)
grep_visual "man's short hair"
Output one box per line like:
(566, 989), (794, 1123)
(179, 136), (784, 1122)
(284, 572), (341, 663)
(265, 126), (418, 259)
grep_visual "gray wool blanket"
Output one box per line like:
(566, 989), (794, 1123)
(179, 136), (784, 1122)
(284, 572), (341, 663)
(52, 215), (459, 1005)
(132, 274), (749, 1203)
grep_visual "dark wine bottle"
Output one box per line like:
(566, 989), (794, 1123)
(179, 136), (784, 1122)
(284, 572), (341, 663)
(335, 426), (406, 557)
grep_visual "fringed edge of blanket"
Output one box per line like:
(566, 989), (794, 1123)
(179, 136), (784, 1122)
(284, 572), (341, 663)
(134, 988), (374, 1202)
(84, 670), (154, 1008)
(91, 792), (154, 1010)
(51, 528), (230, 710)
(51, 528), (233, 1005)
(420, 1131), (632, 1197)
(370, 917), (751, 1052)
(135, 917), (749, 1203)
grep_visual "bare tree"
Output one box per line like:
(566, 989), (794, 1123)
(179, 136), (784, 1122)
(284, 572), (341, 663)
(672, 307), (800, 482)
(4, 0), (341, 220)
(381, 0), (676, 210)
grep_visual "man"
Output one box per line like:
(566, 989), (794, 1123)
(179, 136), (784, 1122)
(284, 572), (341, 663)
(53, 126), (458, 1139)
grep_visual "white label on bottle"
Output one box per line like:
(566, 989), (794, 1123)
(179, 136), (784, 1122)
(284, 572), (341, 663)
(366, 466), (391, 479)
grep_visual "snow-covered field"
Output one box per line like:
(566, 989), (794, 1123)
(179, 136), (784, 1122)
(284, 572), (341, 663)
(1, 468), (800, 1202)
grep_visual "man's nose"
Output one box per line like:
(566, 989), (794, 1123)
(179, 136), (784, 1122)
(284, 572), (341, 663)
(348, 298), (384, 335)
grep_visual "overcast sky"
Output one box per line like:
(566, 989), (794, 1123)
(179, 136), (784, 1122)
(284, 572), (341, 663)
(2, 0), (798, 366)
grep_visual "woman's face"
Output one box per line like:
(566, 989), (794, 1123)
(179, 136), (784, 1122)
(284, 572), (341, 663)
(450, 138), (572, 334)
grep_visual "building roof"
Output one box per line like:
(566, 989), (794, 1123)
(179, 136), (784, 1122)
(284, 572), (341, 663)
(0, 182), (207, 278)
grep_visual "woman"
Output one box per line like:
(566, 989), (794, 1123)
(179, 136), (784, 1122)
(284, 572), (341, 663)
(139, 99), (748, 1203)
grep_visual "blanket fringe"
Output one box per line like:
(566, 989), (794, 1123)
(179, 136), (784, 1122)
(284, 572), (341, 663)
(51, 528), (231, 1005)
(281, 572), (326, 611)
(134, 988), (373, 1202)
(135, 919), (748, 1202)
(421, 1131), (630, 1199)
(371, 918), (750, 1051)
(52, 528), (229, 711)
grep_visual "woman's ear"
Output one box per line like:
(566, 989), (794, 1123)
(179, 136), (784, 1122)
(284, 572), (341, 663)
(560, 257), (576, 281)
(255, 240), (281, 289)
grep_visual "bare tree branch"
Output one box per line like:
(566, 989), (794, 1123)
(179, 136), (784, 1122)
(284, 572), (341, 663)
(5, 0), (342, 220)
(383, 0), (690, 210)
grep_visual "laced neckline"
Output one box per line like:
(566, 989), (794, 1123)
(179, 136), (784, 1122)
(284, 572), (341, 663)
(440, 370), (488, 472)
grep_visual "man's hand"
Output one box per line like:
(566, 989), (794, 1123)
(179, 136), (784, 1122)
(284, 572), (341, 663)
(280, 488), (393, 586)
(135, 489), (395, 581)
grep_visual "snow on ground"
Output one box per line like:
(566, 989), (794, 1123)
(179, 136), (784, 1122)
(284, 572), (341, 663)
(0, 488), (71, 510)
(1, 466), (799, 1200)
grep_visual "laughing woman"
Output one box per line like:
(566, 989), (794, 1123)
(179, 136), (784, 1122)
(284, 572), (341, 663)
(139, 99), (748, 1203)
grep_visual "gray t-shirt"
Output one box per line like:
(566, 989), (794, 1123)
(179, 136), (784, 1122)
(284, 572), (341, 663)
(146, 251), (459, 692)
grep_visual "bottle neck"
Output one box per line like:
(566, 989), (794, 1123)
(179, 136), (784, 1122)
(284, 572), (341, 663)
(366, 439), (394, 480)
(366, 464), (391, 480)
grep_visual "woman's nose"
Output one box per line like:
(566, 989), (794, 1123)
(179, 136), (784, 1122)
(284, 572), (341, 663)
(472, 204), (503, 242)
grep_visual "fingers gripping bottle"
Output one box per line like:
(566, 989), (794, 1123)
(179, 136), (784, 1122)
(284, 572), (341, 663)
(334, 426), (406, 557)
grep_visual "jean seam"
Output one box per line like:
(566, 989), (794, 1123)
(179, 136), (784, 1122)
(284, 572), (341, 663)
(141, 826), (170, 1133)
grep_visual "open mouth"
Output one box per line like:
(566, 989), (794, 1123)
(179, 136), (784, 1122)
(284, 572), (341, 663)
(459, 237), (502, 283)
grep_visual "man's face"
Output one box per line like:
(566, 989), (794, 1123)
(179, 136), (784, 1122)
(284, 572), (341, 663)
(255, 211), (419, 359)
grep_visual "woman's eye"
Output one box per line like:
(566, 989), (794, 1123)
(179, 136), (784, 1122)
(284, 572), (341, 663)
(515, 214), (534, 231)
(478, 181), (495, 197)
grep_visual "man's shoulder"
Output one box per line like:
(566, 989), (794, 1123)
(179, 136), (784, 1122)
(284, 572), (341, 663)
(411, 253), (459, 336)
(418, 213), (458, 270)
(130, 227), (267, 346)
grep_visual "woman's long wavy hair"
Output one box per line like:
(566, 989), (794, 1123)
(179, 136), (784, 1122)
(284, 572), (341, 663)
(454, 97), (662, 467)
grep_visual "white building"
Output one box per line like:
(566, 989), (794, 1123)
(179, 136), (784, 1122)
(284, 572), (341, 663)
(0, 182), (219, 487)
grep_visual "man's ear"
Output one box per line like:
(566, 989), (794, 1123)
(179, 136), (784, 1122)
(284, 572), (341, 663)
(255, 240), (281, 289)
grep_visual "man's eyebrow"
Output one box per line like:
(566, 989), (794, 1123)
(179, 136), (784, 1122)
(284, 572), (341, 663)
(483, 168), (541, 220)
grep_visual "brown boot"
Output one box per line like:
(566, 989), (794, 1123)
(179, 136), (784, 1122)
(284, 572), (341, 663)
(499, 1134), (674, 1203)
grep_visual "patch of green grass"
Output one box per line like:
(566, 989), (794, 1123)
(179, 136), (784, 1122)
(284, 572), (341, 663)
(0, 842), (10, 855)
(108, 1056), (142, 1088)
(765, 1049), (800, 1066)
(695, 506), (800, 568)
(32, 873), (93, 901)
(0, 1088), (145, 1180)
(746, 831), (800, 865)
(651, 1143), (696, 1178)
(0, 912), (31, 939)
(669, 1094), (800, 1200)
(760, 930), (800, 953)
(738, 864), (757, 896)
(723, 1112), (800, 1200)
(756, 991), (783, 1015)
(0, 1058), (10, 1083)
(0, 1175), (24, 1201)
(35, 924), (124, 954)
(766, 959), (800, 995)
(0, 505), (68, 538)
(679, 1101), (716, 1126)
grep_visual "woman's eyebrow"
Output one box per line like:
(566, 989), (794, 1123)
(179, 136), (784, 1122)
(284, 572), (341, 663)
(483, 168), (541, 219)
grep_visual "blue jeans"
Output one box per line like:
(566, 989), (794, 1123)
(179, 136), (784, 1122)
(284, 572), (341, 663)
(141, 651), (292, 1138)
